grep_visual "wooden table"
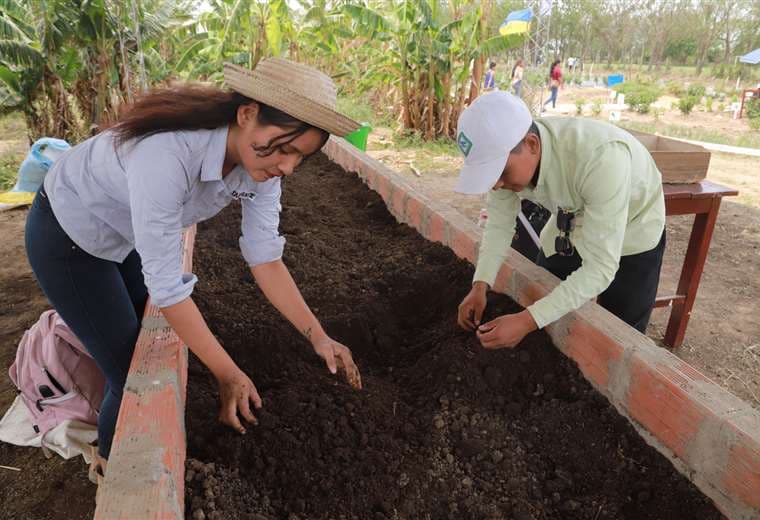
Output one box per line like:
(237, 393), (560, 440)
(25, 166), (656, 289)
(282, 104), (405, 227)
(655, 181), (738, 348)
(738, 88), (758, 119)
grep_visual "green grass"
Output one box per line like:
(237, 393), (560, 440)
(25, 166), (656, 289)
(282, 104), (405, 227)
(0, 151), (25, 191)
(392, 132), (459, 156)
(618, 120), (760, 149)
(587, 63), (760, 83)
(0, 112), (26, 139)
(0, 113), (29, 191)
(336, 96), (393, 129)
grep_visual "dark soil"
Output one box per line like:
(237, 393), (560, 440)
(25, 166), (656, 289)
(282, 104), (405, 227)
(186, 153), (721, 520)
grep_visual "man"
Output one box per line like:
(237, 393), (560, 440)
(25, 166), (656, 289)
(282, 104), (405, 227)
(456, 91), (666, 349)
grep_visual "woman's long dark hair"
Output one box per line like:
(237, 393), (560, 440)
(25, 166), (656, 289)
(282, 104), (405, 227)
(549, 59), (561, 78)
(110, 85), (323, 146)
(511, 59), (523, 79)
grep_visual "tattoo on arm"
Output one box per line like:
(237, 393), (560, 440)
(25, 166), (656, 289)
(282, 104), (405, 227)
(302, 327), (312, 340)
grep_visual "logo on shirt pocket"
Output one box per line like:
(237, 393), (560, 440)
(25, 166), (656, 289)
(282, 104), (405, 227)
(231, 190), (256, 200)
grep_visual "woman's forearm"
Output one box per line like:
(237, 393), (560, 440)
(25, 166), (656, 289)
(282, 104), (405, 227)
(160, 297), (236, 378)
(250, 259), (326, 343)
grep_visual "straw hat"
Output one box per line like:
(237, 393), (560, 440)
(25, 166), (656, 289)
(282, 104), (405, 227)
(223, 59), (360, 137)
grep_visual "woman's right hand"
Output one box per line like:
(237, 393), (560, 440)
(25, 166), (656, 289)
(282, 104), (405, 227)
(457, 282), (488, 331)
(216, 366), (263, 434)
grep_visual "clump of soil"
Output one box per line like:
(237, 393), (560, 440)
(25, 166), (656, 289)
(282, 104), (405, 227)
(186, 153), (719, 519)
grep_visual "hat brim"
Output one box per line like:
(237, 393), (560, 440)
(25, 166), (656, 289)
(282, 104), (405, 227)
(454, 153), (509, 195)
(224, 63), (360, 137)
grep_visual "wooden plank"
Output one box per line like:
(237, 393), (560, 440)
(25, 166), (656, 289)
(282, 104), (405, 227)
(626, 128), (711, 184)
(654, 294), (686, 308)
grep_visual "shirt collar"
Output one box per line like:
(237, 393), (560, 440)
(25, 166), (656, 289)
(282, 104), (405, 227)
(534, 119), (553, 191)
(200, 126), (230, 182)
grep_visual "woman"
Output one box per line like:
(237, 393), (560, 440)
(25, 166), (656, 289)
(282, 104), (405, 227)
(483, 61), (497, 91)
(511, 59), (524, 97)
(25, 58), (363, 475)
(543, 59), (562, 110)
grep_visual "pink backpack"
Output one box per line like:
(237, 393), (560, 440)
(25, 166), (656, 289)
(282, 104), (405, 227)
(8, 310), (105, 436)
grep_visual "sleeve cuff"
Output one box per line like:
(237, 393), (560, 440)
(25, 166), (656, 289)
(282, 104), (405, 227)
(473, 255), (505, 288)
(526, 299), (557, 330)
(239, 235), (286, 267)
(152, 272), (197, 308)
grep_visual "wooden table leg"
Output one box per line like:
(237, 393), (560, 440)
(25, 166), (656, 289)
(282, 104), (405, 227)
(664, 198), (723, 348)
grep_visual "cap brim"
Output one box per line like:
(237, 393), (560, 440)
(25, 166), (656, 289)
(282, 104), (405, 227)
(454, 153), (509, 195)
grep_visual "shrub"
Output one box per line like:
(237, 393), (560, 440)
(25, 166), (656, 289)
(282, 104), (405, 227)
(679, 96), (698, 115)
(615, 81), (661, 114)
(746, 97), (760, 119)
(705, 97), (713, 112)
(666, 81), (684, 97)
(591, 99), (602, 117)
(717, 102), (726, 112)
(687, 84), (706, 98)
(746, 98), (760, 131)
(575, 98), (585, 115)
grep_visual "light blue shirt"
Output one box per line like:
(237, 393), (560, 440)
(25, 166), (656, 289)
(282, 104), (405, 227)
(44, 126), (285, 308)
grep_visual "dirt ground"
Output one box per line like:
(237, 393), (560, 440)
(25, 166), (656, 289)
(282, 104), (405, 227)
(539, 85), (759, 148)
(367, 133), (760, 408)
(185, 153), (718, 519)
(0, 208), (96, 519)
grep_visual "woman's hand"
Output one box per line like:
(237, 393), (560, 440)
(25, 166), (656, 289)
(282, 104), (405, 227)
(311, 335), (362, 390)
(216, 366), (263, 434)
(476, 310), (538, 349)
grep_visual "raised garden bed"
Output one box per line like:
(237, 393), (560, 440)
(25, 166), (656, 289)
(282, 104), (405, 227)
(183, 153), (720, 519)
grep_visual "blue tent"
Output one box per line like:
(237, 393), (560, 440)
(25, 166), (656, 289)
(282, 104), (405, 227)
(739, 48), (760, 65)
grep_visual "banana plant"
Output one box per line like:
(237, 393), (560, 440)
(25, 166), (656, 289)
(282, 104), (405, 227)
(341, 0), (523, 138)
(176, 0), (296, 80)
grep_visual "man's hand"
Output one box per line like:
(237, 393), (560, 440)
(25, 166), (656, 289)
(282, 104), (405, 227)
(311, 335), (362, 390)
(216, 366), (263, 434)
(476, 310), (538, 349)
(458, 282), (488, 331)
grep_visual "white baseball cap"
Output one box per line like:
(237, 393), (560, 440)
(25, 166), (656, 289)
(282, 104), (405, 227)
(454, 91), (533, 194)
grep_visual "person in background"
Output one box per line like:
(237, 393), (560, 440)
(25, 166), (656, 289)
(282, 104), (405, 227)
(511, 59), (524, 97)
(25, 58), (363, 481)
(483, 61), (497, 91)
(543, 59), (562, 111)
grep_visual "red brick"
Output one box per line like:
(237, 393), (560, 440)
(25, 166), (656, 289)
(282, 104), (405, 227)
(626, 357), (707, 459)
(405, 196), (425, 230)
(449, 226), (477, 263)
(564, 320), (624, 389)
(427, 211), (446, 244)
(492, 264), (515, 294)
(723, 441), (760, 509)
(391, 187), (406, 219)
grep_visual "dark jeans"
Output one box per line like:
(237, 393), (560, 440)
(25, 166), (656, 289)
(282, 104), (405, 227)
(536, 232), (666, 333)
(544, 86), (559, 108)
(25, 187), (147, 458)
(512, 80), (522, 97)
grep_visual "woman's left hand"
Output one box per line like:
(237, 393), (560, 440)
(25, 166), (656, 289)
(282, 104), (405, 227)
(476, 310), (538, 349)
(312, 335), (362, 390)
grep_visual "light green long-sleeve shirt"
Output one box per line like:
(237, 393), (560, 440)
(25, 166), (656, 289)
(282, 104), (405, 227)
(473, 117), (665, 329)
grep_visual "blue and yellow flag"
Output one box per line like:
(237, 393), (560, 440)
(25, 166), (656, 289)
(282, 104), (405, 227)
(499, 8), (532, 36)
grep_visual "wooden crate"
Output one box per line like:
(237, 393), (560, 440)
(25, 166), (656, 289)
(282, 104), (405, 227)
(626, 129), (711, 184)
